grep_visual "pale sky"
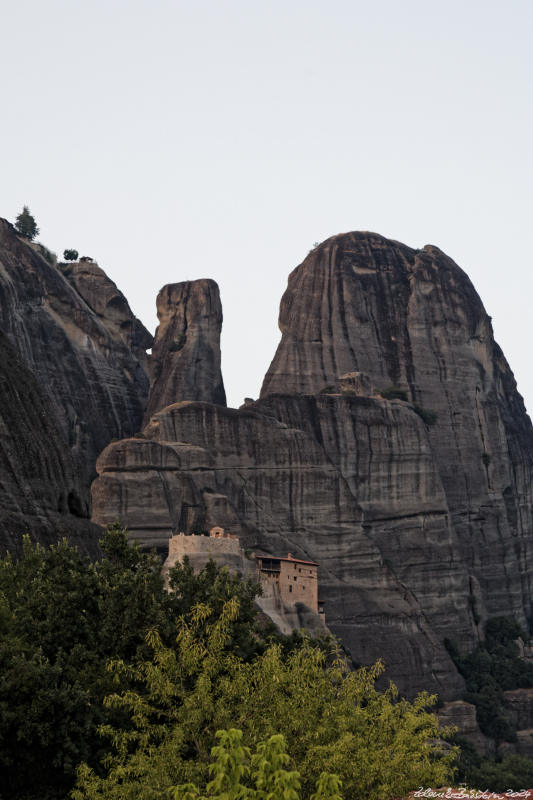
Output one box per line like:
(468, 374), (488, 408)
(2, 0), (532, 411)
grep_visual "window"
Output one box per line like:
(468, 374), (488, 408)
(289, 585), (292, 593)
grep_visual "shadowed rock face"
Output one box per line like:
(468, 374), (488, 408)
(0, 218), (152, 496)
(144, 280), (226, 422)
(0, 330), (100, 556)
(261, 232), (533, 630)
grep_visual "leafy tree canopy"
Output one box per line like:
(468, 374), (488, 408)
(73, 597), (456, 800)
(63, 248), (79, 261)
(0, 525), (264, 800)
(1, 527), (457, 800)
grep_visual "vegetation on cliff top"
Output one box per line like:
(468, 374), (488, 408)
(14, 205), (39, 240)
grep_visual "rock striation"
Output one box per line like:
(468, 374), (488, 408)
(144, 280), (226, 422)
(92, 398), (465, 699)
(59, 259), (153, 370)
(0, 329), (100, 556)
(261, 232), (533, 631)
(0, 218), (152, 493)
(90, 229), (533, 700)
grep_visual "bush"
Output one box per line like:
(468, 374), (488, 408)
(36, 243), (56, 265)
(447, 616), (533, 741)
(452, 737), (533, 793)
(63, 249), (79, 261)
(319, 385), (337, 395)
(413, 406), (438, 426)
(378, 386), (408, 401)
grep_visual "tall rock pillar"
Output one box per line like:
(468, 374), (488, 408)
(144, 279), (226, 422)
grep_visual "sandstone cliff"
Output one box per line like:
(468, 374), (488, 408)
(90, 230), (533, 700)
(0, 218), (152, 494)
(144, 279), (226, 422)
(261, 232), (533, 630)
(0, 329), (100, 556)
(92, 399), (465, 699)
(59, 258), (153, 370)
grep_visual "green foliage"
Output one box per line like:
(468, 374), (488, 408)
(319, 385), (337, 395)
(482, 452), (491, 467)
(0, 526), (175, 798)
(14, 205), (39, 240)
(0, 526), (264, 800)
(447, 616), (533, 741)
(378, 385), (408, 401)
(453, 737), (533, 792)
(63, 248), (79, 261)
(169, 333), (187, 351)
(169, 728), (343, 799)
(413, 405), (438, 426)
(73, 598), (456, 800)
(37, 242), (56, 264)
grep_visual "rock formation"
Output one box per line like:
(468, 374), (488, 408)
(59, 258), (153, 369)
(90, 229), (533, 702)
(0, 329), (100, 556)
(92, 399), (465, 699)
(144, 280), (226, 422)
(260, 232), (533, 631)
(0, 218), (152, 493)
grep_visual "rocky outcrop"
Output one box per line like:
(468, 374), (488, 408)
(261, 232), (533, 633)
(92, 399), (465, 699)
(0, 218), (152, 495)
(59, 259), (153, 369)
(0, 330), (100, 556)
(438, 701), (494, 756)
(90, 229), (533, 701)
(144, 280), (226, 422)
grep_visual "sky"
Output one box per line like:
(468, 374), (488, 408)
(2, 0), (532, 411)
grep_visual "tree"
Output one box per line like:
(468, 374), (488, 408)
(168, 728), (344, 800)
(0, 526), (276, 800)
(63, 249), (79, 261)
(14, 205), (39, 240)
(73, 599), (457, 800)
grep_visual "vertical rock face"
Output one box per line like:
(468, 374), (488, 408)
(92, 398), (465, 699)
(261, 232), (533, 631)
(0, 218), (152, 494)
(144, 280), (226, 422)
(59, 259), (153, 370)
(90, 229), (533, 699)
(0, 330), (100, 556)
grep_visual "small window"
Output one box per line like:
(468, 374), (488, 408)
(299, 568), (301, 573)
(302, 585), (305, 590)
(289, 585), (292, 593)
(294, 576), (297, 581)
